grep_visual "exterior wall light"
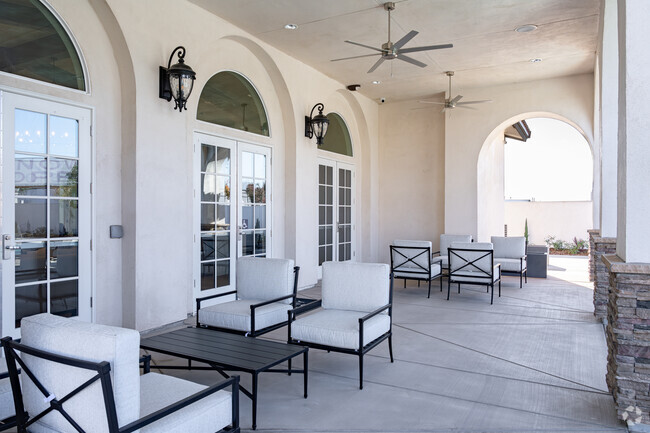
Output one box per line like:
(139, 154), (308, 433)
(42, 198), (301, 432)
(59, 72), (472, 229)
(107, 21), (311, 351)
(305, 103), (329, 145)
(159, 46), (196, 112)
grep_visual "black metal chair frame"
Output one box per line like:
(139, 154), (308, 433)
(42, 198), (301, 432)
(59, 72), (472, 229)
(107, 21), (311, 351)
(1, 336), (240, 433)
(287, 275), (394, 390)
(196, 266), (300, 337)
(448, 248), (502, 304)
(499, 255), (528, 288)
(390, 245), (442, 297)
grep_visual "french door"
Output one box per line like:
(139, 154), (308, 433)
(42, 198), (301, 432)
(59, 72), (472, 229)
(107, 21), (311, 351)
(1, 92), (92, 338)
(194, 133), (271, 304)
(318, 159), (355, 267)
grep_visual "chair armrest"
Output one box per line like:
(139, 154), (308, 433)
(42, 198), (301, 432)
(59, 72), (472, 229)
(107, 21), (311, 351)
(196, 290), (237, 326)
(119, 376), (240, 433)
(287, 300), (322, 320)
(139, 355), (151, 374)
(250, 293), (295, 310)
(359, 303), (392, 324)
(432, 250), (441, 257)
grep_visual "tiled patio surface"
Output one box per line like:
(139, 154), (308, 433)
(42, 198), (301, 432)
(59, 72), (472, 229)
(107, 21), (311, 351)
(144, 256), (626, 432)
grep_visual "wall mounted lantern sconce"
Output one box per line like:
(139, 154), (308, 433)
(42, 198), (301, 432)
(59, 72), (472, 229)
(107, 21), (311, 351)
(305, 103), (329, 145)
(159, 46), (196, 112)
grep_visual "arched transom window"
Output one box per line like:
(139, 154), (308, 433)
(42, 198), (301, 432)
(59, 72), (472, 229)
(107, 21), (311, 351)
(0, 0), (85, 90)
(321, 113), (353, 157)
(197, 71), (269, 137)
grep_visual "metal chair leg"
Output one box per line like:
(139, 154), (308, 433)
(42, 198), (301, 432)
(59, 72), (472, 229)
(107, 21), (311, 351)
(359, 353), (364, 390)
(427, 279), (432, 298)
(490, 284), (494, 304)
(388, 335), (394, 362)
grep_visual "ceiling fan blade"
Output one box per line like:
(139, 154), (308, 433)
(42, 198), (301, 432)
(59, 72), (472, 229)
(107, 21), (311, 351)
(456, 105), (478, 110)
(344, 40), (384, 52)
(367, 57), (386, 73)
(449, 94), (463, 105)
(399, 43), (453, 54)
(457, 99), (492, 105)
(418, 100), (446, 105)
(396, 54), (427, 68)
(393, 30), (419, 50)
(331, 53), (382, 62)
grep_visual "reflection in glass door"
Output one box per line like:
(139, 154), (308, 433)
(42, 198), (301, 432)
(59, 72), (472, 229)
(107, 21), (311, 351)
(318, 160), (354, 266)
(1, 93), (91, 338)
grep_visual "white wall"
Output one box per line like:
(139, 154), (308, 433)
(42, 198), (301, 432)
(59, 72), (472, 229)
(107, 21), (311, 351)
(504, 201), (593, 245)
(377, 99), (445, 261)
(477, 135), (505, 242)
(445, 74), (595, 240)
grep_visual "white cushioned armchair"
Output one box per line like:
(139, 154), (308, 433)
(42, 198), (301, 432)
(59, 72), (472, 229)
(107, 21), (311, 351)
(288, 262), (394, 389)
(197, 257), (299, 337)
(448, 242), (501, 304)
(432, 234), (473, 272)
(491, 236), (527, 288)
(390, 240), (442, 297)
(1, 313), (239, 433)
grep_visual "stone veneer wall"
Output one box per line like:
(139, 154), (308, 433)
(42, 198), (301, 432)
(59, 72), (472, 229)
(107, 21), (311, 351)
(603, 254), (650, 427)
(589, 230), (617, 321)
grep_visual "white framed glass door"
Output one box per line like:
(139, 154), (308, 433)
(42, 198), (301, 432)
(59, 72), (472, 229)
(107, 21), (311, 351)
(318, 159), (355, 266)
(193, 134), (271, 304)
(1, 92), (92, 338)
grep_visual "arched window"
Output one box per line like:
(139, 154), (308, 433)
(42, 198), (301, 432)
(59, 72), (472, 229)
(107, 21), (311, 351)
(0, 0), (85, 90)
(197, 71), (269, 136)
(320, 113), (353, 157)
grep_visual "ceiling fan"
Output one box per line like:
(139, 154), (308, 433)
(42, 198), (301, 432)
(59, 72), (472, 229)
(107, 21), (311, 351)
(330, 2), (453, 74)
(419, 71), (492, 111)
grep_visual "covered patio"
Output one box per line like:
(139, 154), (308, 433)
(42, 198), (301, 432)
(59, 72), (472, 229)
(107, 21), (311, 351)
(145, 256), (624, 432)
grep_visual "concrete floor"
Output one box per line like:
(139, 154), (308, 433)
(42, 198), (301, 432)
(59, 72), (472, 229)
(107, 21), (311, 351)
(144, 256), (627, 433)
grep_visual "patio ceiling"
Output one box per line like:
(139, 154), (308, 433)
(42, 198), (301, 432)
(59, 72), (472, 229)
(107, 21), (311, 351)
(190, 0), (600, 103)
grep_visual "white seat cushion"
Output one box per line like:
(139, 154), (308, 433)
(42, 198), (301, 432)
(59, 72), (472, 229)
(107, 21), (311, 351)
(393, 263), (441, 279)
(0, 357), (13, 421)
(140, 373), (232, 433)
(291, 309), (390, 350)
(198, 299), (291, 332)
(451, 266), (501, 284)
(432, 255), (448, 268)
(496, 258), (527, 272)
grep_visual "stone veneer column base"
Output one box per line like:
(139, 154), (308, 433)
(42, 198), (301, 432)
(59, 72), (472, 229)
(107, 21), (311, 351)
(589, 230), (617, 321)
(603, 254), (650, 427)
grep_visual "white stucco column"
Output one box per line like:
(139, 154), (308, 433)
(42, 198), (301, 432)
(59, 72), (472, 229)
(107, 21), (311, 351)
(599, 0), (618, 238)
(616, 0), (650, 262)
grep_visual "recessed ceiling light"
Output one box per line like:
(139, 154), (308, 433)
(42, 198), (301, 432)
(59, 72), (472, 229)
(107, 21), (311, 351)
(529, 58), (542, 63)
(284, 23), (298, 30)
(372, 80), (381, 85)
(515, 24), (538, 33)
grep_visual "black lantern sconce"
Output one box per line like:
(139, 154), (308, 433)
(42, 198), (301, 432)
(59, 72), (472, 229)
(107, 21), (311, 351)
(159, 46), (196, 112)
(305, 103), (329, 146)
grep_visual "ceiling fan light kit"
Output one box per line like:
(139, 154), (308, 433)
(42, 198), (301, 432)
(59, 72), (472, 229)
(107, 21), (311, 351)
(330, 2), (453, 73)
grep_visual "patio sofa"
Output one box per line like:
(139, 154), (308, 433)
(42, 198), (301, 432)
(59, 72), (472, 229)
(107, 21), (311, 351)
(491, 236), (527, 288)
(2, 313), (239, 433)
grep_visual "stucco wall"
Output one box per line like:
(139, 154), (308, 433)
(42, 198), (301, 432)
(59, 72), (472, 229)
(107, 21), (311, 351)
(504, 201), (593, 245)
(445, 74), (595, 240)
(477, 135), (505, 241)
(378, 100), (445, 260)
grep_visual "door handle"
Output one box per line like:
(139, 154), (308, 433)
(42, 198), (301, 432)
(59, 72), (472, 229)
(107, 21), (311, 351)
(2, 234), (18, 260)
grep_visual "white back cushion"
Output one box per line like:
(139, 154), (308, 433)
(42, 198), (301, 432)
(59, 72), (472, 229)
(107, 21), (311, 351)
(440, 234), (472, 255)
(322, 262), (390, 313)
(491, 236), (526, 258)
(20, 313), (140, 433)
(391, 240), (432, 270)
(237, 257), (295, 303)
(449, 242), (494, 275)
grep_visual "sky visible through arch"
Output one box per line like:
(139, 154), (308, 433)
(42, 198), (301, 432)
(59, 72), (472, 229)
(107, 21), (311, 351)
(504, 118), (593, 202)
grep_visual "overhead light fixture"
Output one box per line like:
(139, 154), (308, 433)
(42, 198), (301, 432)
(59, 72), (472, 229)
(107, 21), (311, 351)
(305, 103), (329, 146)
(372, 80), (381, 85)
(515, 24), (538, 33)
(159, 46), (196, 112)
(529, 58), (542, 63)
(284, 23), (298, 30)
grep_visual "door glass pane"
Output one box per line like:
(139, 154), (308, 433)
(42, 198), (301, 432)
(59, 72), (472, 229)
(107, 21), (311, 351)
(15, 198), (46, 238)
(217, 260), (230, 287)
(255, 181), (266, 204)
(202, 145), (216, 172)
(255, 205), (266, 229)
(50, 240), (78, 279)
(15, 284), (47, 328)
(217, 233), (230, 259)
(242, 205), (253, 230)
(50, 199), (78, 237)
(50, 158), (78, 197)
(201, 204), (215, 231)
(15, 154), (47, 196)
(254, 154), (265, 178)
(15, 241), (47, 283)
(14, 110), (46, 154)
(49, 116), (78, 157)
(242, 178), (254, 204)
(242, 231), (254, 256)
(216, 204), (230, 230)
(241, 152), (253, 177)
(201, 234), (215, 260)
(216, 148), (231, 175)
(255, 231), (266, 255)
(201, 263), (215, 291)
(217, 176), (230, 203)
(201, 174), (216, 201)
(51, 280), (78, 318)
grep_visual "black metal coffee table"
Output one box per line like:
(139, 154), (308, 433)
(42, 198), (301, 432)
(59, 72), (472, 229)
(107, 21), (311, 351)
(140, 327), (308, 430)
